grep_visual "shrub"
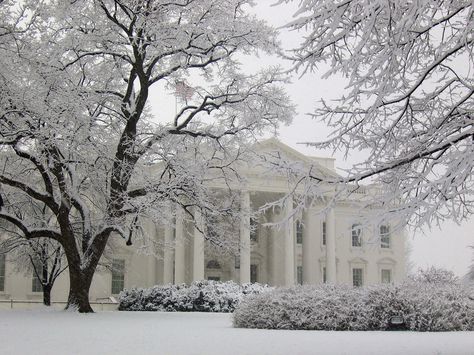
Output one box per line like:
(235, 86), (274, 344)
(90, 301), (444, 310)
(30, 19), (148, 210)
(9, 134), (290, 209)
(118, 280), (271, 312)
(233, 282), (474, 331)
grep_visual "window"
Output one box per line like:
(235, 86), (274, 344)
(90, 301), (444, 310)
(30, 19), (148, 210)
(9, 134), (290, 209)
(208, 276), (220, 281)
(297, 266), (303, 285)
(322, 267), (326, 283)
(32, 274), (42, 292)
(296, 221), (303, 244)
(381, 269), (392, 284)
(351, 224), (362, 247)
(234, 256), (240, 269)
(250, 264), (258, 283)
(111, 259), (125, 294)
(250, 218), (258, 243)
(31, 259), (43, 293)
(322, 221), (326, 245)
(206, 260), (221, 269)
(380, 225), (391, 248)
(0, 254), (5, 292)
(352, 268), (363, 287)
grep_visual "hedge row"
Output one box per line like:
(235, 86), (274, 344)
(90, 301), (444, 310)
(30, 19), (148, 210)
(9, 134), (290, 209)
(233, 282), (474, 331)
(118, 280), (271, 312)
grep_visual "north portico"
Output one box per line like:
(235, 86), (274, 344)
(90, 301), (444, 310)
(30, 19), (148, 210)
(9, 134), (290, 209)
(0, 139), (405, 302)
(142, 138), (405, 288)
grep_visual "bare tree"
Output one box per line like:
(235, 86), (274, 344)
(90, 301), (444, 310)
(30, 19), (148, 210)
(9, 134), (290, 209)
(0, 0), (293, 312)
(279, 0), (473, 228)
(6, 239), (67, 306)
(0, 201), (67, 306)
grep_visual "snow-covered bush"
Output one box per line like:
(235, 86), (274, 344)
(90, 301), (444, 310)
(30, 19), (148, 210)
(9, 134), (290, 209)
(233, 282), (474, 331)
(119, 280), (271, 312)
(233, 285), (366, 330)
(358, 284), (412, 330)
(403, 282), (474, 331)
(409, 267), (459, 285)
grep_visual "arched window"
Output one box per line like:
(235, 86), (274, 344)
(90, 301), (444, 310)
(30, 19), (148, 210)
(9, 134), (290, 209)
(206, 260), (221, 269)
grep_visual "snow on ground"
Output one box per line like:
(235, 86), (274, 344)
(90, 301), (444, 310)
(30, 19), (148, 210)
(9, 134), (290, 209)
(1, 309), (474, 355)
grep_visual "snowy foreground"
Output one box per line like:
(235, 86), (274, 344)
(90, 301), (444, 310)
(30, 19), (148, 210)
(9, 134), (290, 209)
(2, 310), (474, 355)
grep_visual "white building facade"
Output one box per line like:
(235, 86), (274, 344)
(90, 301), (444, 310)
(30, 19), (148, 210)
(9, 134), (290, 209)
(0, 139), (406, 302)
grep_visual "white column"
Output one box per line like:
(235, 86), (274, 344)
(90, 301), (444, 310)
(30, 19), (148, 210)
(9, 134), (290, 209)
(284, 199), (295, 286)
(239, 190), (251, 284)
(147, 221), (158, 286)
(174, 205), (186, 284)
(192, 208), (205, 282)
(163, 220), (174, 284)
(326, 207), (337, 283)
(302, 207), (319, 284)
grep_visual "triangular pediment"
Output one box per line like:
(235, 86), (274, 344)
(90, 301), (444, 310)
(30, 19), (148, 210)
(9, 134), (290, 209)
(250, 138), (339, 179)
(255, 138), (313, 164)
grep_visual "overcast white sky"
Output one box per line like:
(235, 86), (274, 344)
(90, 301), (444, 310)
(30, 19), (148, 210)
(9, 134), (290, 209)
(248, 0), (474, 277)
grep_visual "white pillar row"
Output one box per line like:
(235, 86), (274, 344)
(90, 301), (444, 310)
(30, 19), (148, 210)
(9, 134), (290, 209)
(163, 204), (174, 284)
(284, 199), (295, 286)
(326, 207), (337, 283)
(302, 207), (319, 284)
(174, 204), (186, 284)
(192, 208), (205, 282)
(239, 190), (251, 284)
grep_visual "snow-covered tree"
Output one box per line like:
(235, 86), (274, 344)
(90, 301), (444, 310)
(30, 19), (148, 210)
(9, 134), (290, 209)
(0, 0), (293, 312)
(0, 202), (67, 306)
(280, 0), (473, 228)
(4, 239), (67, 306)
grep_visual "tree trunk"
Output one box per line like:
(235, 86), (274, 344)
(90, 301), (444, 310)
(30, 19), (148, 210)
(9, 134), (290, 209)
(43, 284), (52, 306)
(65, 266), (94, 313)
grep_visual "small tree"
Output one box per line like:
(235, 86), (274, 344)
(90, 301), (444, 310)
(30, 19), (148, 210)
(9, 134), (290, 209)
(19, 239), (67, 306)
(0, 200), (67, 306)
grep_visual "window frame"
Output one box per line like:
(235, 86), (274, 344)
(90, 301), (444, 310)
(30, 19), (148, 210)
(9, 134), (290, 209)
(351, 223), (362, 247)
(380, 224), (391, 249)
(31, 258), (43, 293)
(296, 220), (303, 244)
(352, 267), (363, 287)
(111, 259), (125, 295)
(234, 256), (240, 269)
(381, 269), (392, 284)
(0, 254), (5, 292)
(32, 274), (43, 293)
(250, 264), (258, 283)
(250, 217), (258, 243)
(322, 221), (326, 245)
(206, 259), (221, 269)
(297, 265), (303, 285)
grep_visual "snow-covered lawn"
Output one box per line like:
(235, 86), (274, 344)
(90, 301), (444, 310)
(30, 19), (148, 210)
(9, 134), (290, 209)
(2, 309), (474, 355)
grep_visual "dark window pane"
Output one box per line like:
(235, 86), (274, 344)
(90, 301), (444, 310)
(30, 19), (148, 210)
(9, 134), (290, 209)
(296, 221), (303, 244)
(250, 264), (258, 283)
(111, 259), (125, 294)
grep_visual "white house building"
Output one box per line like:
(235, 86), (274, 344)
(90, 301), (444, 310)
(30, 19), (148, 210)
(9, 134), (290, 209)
(0, 139), (406, 303)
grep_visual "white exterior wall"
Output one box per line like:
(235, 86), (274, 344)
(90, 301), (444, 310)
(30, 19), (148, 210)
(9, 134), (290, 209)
(0, 203), (406, 302)
(0, 139), (406, 301)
